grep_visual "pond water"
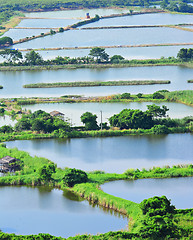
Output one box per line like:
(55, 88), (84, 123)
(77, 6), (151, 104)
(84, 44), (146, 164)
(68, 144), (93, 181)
(17, 18), (79, 29)
(12, 27), (193, 49)
(83, 12), (193, 27)
(5, 29), (49, 42)
(23, 102), (193, 126)
(0, 65), (192, 98)
(21, 45), (188, 60)
(0, 186), (127, 237)
(0, 115), (16, 127)
(25, 8), (131, 18)
(5, 133), (193, 173)
(102, 177), (193, 209)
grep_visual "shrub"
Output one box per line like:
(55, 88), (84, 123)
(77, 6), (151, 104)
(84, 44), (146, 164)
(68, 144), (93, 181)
(153, 92), (165, 99)
(63, 168), (88, 187)
(151, 124), (170, 134)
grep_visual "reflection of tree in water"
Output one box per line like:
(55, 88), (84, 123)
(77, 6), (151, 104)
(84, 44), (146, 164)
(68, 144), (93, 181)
(89, 201), (128, 220)
(63, 189), (84, 202)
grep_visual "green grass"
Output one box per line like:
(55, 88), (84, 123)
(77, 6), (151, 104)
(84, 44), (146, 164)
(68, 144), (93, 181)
(188, 80), (193, 83)
(23, 80), (170, 88)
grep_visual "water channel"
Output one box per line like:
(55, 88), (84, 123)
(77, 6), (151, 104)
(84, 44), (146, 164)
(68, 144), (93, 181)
(5, 133), (193, 173)
(102, 177), (193, 209)
(0, 186), (127, 237)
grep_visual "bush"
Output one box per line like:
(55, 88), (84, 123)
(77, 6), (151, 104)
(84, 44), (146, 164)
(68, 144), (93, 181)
(63, 168), (88, 187)
(151, 124), (170, 134)
(59, 27), (64, 32)
(153, 92), (165, 99)
(120, 93), (131, 99)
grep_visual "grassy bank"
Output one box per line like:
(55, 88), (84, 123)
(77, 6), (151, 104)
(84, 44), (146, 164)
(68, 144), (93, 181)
(0, 58), (183, 72)
(0, 143), (192, 238)
(5, 90), (193, 108)
(188, 80), (193, 83)
(23, 80), (170, 88)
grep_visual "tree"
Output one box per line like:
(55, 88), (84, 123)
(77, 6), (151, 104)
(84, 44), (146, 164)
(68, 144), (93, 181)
(109, 109), (154, 129)
(0, 49), (22, 63)
(177, 48), (188, 61)
(152, 92), (165, 99)
(151, 124), (170, 134)
(63, 168), (88, 187)
(14, 119), (31, 131)
(81, 112), (99, 130)
(110, 55), (124, 63)
(25, 50), (43, 65)
(147, 104), (169, 118)
(39, 163), (56, 181)
(137, 93), (143, 98)
(0, 37), (13, 46)
(139, 196), (179, 239)
(59, 27), (64, 32)
(89, 47), (109, 62)
(120, 93), (131, 99)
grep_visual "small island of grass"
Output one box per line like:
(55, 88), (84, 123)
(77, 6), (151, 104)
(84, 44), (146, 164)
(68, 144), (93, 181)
(23, 80), (170, 88)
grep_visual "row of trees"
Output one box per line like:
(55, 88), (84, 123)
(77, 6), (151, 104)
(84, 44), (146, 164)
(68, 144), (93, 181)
(177, 48), (193, 61)
(1, 47), (193, 66)
(79, 104), (169, 131)
(0, 48), (112, 65)
(13, 110), (70, 133)
(161, 1), (193, 13)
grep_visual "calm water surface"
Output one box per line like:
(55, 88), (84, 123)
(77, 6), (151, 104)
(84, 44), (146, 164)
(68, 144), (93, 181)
(23, 102), (193, 126)
(22, 45), (189, 60)
(83, 13), (193, 27)
(102, 177), (193, 209)
(25, 8), (131, 18)
(13, 27), (193, 49)
(0, 186), (127, 237)
(6, 133), (193, 173)
(0, 66), (193, 98)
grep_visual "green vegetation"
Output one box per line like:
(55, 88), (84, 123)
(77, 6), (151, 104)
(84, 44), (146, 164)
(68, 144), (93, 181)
(23, 80), (170, 88)
(89, 46), (109, 63)
(162, 1), (193, 13)
(80, 112), (99, 130)
(63, 168), (88, 187)
(71, 14), (100, 28)
(0, 48), (181, 68)
(0, 36), (13, 46)
(188, 80), (193, 83)
(177, 48), (193, 61)
(0, 142), (192, 238)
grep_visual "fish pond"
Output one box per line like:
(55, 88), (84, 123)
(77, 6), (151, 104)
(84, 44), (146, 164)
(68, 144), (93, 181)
(0, 65), (193, 98)
(23, 102), (193, 126)
(102, 177), (193, 209)
(0, 186), (127, 237)
(6, 133), (193, 173)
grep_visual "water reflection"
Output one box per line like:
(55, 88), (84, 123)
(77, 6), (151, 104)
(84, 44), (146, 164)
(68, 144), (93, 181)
(5, 133), (193, 173)
(0, 186), (127, 237)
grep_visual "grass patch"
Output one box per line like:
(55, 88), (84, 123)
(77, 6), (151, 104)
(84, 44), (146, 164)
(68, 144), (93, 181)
(23, 80), (170, 88)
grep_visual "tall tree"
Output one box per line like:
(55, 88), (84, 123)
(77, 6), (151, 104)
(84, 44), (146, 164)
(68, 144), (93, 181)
(25, 50), (43, 65)
(0, 49), (22, 63)
(81, 112), (99, 130)
(89, 47), (109, 62)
